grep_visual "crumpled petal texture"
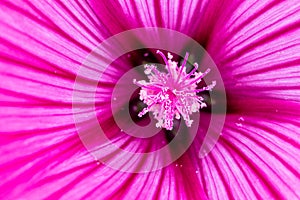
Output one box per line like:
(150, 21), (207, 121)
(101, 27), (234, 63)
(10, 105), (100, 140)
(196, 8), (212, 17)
(0, 0), (299, 199)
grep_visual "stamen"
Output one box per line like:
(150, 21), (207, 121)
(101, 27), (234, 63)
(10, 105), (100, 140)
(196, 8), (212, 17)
(134, 51), (216, 130)
(156, 50), (168, 65)
(184, 68), (211, 87)
(157, 50), (172, 78)
(193, 81), (217, 93)
(185, 63), (198, 79)
(175, 52), (189, 84)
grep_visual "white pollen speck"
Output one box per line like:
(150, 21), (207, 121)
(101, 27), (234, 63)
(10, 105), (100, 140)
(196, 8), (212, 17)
(235, 123), (243, 127)
(195, 170), (199, 174)
(198, 149), (208, 158)
(144, 53), (149, 57)
(113, 97), (117, 101)
(175, 164), (178, 167)
(238, 117), (245, 121)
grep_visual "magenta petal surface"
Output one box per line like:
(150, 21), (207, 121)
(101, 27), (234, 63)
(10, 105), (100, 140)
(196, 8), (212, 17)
(207, 1), (300, 102)
(0, 1), (300, 200)
(210, 113), (300, 199)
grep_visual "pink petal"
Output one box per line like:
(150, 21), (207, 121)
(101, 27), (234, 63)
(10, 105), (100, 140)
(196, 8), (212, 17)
(207, 1), (300, 102)
(180, 110), (300, 199)
(89, 0), (222, 42)
(223, 113), (300, 198)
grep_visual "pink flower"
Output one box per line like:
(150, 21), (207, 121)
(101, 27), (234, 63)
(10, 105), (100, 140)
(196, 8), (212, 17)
(1, 1), (300, 199)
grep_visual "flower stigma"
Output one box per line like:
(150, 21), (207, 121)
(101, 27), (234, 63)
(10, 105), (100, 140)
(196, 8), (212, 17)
(133, 50), (216, 130)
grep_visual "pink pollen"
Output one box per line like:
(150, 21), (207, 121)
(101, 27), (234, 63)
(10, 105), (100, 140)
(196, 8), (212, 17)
(134, 51), (216, 130)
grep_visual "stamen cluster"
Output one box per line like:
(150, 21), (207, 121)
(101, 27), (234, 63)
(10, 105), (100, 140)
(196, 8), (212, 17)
(134, 50), (216, 130)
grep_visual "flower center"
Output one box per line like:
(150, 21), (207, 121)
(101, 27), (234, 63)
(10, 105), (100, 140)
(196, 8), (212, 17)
(134, 50), (216, 130)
